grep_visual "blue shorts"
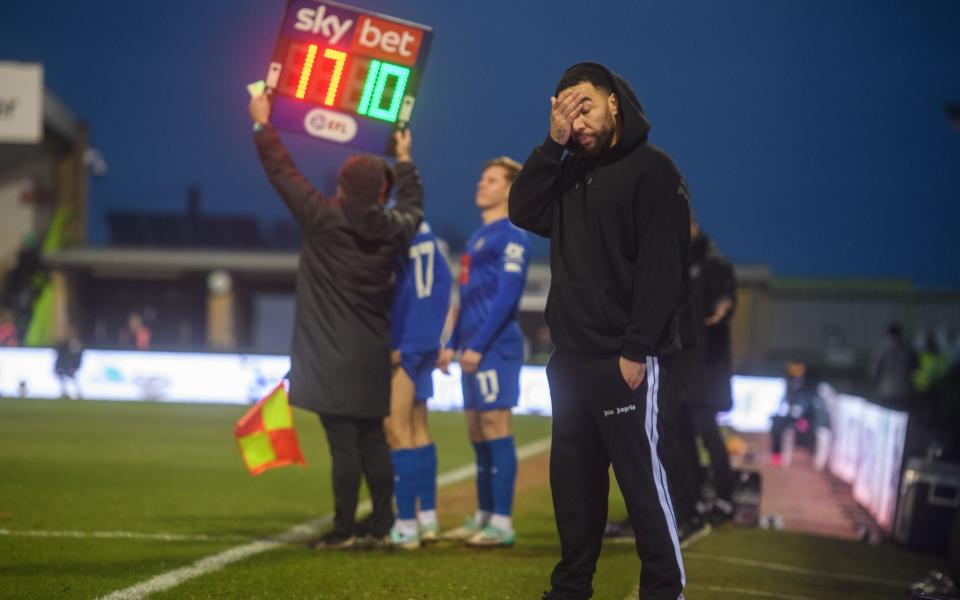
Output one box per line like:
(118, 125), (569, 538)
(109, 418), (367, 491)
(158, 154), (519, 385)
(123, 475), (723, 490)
(461, 352), (521, 412)
(401, 350), (436, 403)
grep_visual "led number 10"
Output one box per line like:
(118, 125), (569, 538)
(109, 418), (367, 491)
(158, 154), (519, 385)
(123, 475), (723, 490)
(357, 60), (411, 123)
(295, 44), (347, 107)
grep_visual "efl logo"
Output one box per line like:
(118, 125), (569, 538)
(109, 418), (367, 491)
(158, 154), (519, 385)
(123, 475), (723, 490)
(303, 108), (357, 143)
(350, 16), (423, 67)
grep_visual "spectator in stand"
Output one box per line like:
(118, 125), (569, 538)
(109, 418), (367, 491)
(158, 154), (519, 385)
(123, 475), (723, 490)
(936, 349), (960, 462)
(770, 361), (831, 467)
(0, 308), (18, 347)
(911, 330), (956, 460)
(2, 234), (45, 337)
(55, 326), (84, 400)
(119, 312), (152, 350)
(871, 322), (918, 410)
(914, 331), (949, 395)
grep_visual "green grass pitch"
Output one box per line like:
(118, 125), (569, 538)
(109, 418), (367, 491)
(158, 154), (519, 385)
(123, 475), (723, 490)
(0, 399), (945, 599)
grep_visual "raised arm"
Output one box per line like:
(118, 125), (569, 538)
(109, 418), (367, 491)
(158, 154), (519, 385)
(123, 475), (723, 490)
(353, 130), (424, 244)
(249, 92), (333, 229)
(387, 130), (425, 242)
(508, 89), (584, 237)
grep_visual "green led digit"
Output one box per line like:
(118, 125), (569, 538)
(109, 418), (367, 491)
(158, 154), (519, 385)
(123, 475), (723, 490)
(356, 60), (411, 123)
(357, 60), (382, 116)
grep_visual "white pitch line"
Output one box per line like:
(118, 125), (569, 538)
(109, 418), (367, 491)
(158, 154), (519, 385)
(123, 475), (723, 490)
(101, 540), (282, 600)
(99, 436), (552, 600)
(605, 542), (911, 589)
(625, 582), (820, 600)
(683, 551), (910, 588)
(688, 585), (821, 600)
(0, 529), (245, 543)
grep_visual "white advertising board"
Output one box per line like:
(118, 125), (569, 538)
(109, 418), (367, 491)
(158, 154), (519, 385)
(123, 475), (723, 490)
(0, 348), (776, 425)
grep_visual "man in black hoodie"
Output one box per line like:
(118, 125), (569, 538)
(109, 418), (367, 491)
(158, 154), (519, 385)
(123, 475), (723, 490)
(249, 92), (424, 549)
(510, 63), (689, 600)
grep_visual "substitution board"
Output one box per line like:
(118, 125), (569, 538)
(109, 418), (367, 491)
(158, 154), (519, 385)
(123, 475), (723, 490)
(264, 0), (432, 154)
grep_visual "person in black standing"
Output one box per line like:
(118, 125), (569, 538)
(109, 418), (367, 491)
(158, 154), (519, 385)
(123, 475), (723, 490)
(510, 62), (689, 600)
(606, 214), (736, 547)
(871, 322), (918, 410)
(54, 325), (84, 400)
(670, 216), (737, 535)
(249, 92), (424, 549)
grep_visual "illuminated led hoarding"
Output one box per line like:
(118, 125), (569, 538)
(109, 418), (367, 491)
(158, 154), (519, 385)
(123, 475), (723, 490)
(1, 349), (782, 426)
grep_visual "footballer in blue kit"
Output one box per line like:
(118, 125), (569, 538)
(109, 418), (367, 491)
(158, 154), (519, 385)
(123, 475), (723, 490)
(439, 156), (530, 547)
(386, 221), (452, 549)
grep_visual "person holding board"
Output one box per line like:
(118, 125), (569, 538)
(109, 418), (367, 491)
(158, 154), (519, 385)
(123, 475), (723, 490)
(249, 90), (423, 549)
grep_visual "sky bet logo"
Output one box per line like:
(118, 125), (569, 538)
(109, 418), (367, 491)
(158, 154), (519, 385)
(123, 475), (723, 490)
(293, 4), (423, 67)
(351, 16), (423, 66)
(294, 5), (354, 44)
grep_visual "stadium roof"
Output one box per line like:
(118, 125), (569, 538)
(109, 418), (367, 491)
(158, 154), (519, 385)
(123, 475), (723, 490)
(0, 87), (83, 169)
(44, 247), (300, 277)
(44, 247), (774, 313)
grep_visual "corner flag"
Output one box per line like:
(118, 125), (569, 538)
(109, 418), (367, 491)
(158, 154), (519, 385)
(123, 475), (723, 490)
(235, 382), (306, 476)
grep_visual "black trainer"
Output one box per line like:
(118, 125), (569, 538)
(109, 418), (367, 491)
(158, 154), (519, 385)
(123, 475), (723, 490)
(678, 516), (712, 549)
(308, 530), (357, 550)
(354, 515), (374, 538)
(708, 498), (735, 526)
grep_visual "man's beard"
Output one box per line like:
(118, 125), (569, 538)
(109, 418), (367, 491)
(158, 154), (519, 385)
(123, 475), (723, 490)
(569, 116), (616, 156)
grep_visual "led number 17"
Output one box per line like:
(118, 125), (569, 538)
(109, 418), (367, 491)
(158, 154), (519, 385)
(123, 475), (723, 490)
(295, 45), (347, 107)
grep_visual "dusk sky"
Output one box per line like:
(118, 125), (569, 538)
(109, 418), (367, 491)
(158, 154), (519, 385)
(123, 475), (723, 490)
(2, 1), (958, 286)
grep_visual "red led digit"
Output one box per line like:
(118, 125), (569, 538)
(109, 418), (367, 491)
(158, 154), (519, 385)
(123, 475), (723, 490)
(295, 44), (318, 100)
(321, 49), (347, 107)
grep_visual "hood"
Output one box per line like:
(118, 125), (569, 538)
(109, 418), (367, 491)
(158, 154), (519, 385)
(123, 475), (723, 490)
(557, 62), (651, 158)
(336, 154), (396, 240)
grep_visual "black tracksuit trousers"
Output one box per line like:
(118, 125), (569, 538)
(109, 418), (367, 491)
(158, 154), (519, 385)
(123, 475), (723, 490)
(663, 353), (735, 523)
(546, 350), (686, 600)
(318, 414), (394, 537)
(676, 406), (735, 506)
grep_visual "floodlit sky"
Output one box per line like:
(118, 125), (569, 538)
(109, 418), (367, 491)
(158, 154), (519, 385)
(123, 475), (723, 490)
(2, 0), (959, 286)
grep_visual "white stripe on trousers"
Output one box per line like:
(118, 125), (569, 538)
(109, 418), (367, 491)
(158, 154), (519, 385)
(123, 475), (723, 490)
(644, 356), (686, 590)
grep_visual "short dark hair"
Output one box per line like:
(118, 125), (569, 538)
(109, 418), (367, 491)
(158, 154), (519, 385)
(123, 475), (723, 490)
(555, 63), (614, 97)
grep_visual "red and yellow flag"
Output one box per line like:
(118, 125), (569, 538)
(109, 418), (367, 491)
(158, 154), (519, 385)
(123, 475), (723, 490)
(235, 383), (306, 476)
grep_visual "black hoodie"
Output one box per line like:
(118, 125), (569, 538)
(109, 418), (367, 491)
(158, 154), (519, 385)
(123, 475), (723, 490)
(509, 63), (691, 361)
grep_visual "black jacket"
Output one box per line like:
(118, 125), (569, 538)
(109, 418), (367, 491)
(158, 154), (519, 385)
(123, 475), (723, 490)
(689, 232), (736, 359)
(677, 231), (736, 409)
(255, 125), (423, 418)
(509, 63), (691, 361)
